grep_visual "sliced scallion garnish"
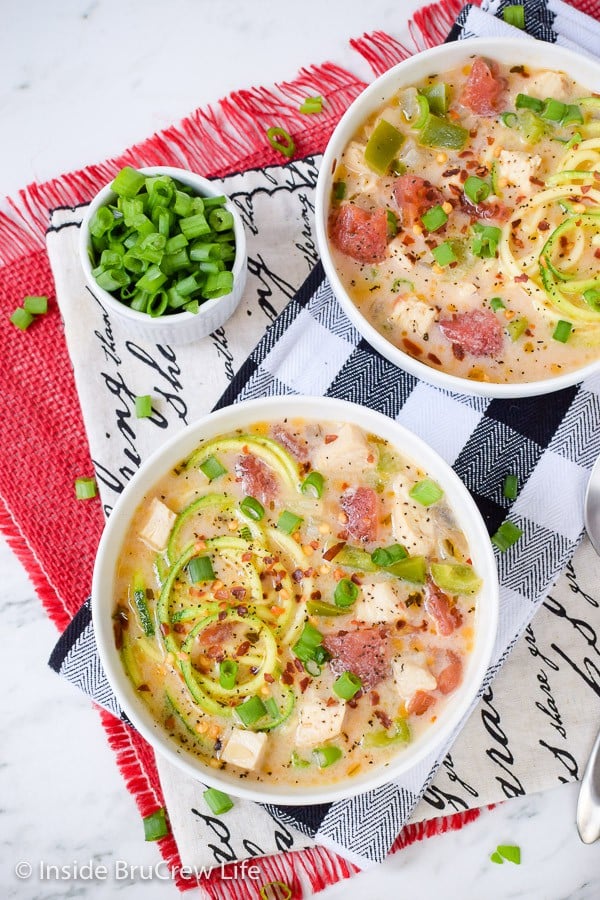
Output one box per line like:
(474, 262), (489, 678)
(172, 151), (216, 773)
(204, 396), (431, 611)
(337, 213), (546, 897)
(491, 521), (523, 552)
(74, 477), (97, 500)
(199, 455), (227, 482)
(333, 671), (362, 700)
(143, 807), (169, 841)
(240, 496), (265, 521)
(203, 788), (234, 815)
(135, 395), (153, 418)
(277, 510), (303, 534)
(188, 555), (215, 583)
(409, 478), (443, 506)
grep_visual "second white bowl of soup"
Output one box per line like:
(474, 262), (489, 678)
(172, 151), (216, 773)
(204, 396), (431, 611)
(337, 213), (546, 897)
(93, 396), (498, 805)
(316, 38), (600, 398)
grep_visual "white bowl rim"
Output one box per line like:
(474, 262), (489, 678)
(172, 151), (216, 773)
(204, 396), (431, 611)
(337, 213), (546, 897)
(315, 36), (600, 400)
(92, 394), (499, 806)
(79, 165), (246, 327)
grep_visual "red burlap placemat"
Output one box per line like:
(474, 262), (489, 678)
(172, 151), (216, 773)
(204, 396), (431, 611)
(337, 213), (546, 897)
(3, 0), (597, 894)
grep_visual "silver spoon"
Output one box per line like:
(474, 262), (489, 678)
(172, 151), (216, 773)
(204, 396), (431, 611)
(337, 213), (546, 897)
(577, 457), (600, 843)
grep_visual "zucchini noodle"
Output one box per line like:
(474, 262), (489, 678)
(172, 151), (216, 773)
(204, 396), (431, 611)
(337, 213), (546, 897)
(498, 137), (600, 342)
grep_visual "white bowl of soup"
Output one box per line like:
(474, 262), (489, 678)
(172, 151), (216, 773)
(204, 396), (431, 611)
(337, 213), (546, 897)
(92, 396), (498, 805)
(315, 38), (600, 398)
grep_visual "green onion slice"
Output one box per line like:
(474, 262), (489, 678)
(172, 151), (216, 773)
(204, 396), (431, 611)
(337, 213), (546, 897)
(432, 241), (457, 267)
(490, 296), (505, 311)
(515, 93), (543, 113)
(188, 555), (215, 583)
(240, 496), (265, 521)
(497, 844), (521, 864)
(135, 395), (153, 418)
(219, 659), (239, 690)
(421, 204), (448, 232)
(200, 455), (227, 482)
(203, 788), (234, 815)
(301, 471), (325, 498)
(74, 477), (97, 500)
(464, 175), (491, 204)
(503, 4), (525, 28)
(333, 578), (359, 608)
(266, 126), (296, 158)
(313, 745), (343, 768)
(371, 544), (408, 567)
(277, 510), (303, 534)
(333, 671), (362, 700)
(492, 520), (523, 551)
(10, 308), (34, 331)
(552, 320), (573, 343)
(503, 474), (518, 501)
(143, 807), (169, 841)
(409, 478), (443, 506)
(23, 295), (48, 314)
(235, 694), (267, 727)
(299, 95), (323, 114)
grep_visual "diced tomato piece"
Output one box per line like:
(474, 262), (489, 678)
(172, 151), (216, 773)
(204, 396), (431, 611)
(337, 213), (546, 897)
(439, 308), (503, 358)
(330, 203), (389, 263)
(323, 626), (391, 691)
(424, 579), (463, 636)
(393, 175), (445, 228)
(271, 424), (309, 462)
(460, 57), (505, 116)
(407, 690), (436, 716)
(437, 651), (463, 695)
(235, 454), (278, 504)
(341, 487), (378, 543)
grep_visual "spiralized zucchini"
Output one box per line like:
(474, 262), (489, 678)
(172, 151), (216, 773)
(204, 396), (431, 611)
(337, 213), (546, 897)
(498, 136), (600, 343)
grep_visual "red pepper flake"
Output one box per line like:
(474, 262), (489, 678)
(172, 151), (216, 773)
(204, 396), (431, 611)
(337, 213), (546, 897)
(594, 248), (600, 259)
(281, 671), (294, 685)
(236, 641), (251, 657)
(348, 698), (358, 709)
(299, 677), (310, 693)
(442, 167), (460, 177)
(403, 338), (422, 356)
(173, 622), (186, 634)
(113, 621), (123, 651)
(350, 573), (362, 586)
(285, 660), (295, 672)
(529, 176), (544, 187)
(370, 690), (380, 706)
(236, 605), (248, 616)
(214, 589), (230, 601)
(137, 684), (150, 692)
(325, 434), (338, 444)
(293, 657), (304, 672)
(161, 622), (171, 636)
(231, 586), (247, 600)
(323, 541), (345, 562)
(310, 540), (320, 550)
(459, 169), (469, 183)
(375, 709), (393, 729)
(538, 220), (550, 231)
(241, 551), (253, 562)
(165, 716), (175, 731)
(427, 352), (442, 365)
(401, 233), (415, 245)
(514, 273), (529, 283)
(218, 610), (227, 621)
(310, 590), (322, 600)
(582, 184), (591, 194)
(326, 697), (338, 707)
(264, 672), (275, 684)
(452, 343), (465, 361)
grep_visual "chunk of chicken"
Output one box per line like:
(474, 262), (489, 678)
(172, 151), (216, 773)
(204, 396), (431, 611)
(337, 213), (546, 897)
(497, 150), (542, 195)
(295, 693), (346, 748)
(312, 423), (374, 474)
(221, 728), (268, 771)
(389, 296), (436, 338)
(354, 581), (400, 625)
(139, 498), (177, 551)
(392, 658), (437, 701)
(389, 472), (436, 556)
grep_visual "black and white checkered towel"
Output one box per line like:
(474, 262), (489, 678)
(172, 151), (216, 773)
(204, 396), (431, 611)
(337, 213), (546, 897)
(50, 0), (600, 867)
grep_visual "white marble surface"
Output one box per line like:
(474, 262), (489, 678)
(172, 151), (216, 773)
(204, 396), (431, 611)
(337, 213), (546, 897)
(2, 1), (600, 897)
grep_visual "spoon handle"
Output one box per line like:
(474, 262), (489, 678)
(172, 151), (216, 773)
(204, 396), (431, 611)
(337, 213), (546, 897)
(577, 727), (600, 843)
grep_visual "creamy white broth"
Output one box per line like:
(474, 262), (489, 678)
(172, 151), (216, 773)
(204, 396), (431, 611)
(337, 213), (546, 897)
(114, 419), (480, 787)
(329, 58), (600, 385)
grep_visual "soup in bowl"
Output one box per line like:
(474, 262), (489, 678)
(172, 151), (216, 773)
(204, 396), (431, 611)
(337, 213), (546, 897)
(316, 38), (600, 398)
(93, 397), (498, 805)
